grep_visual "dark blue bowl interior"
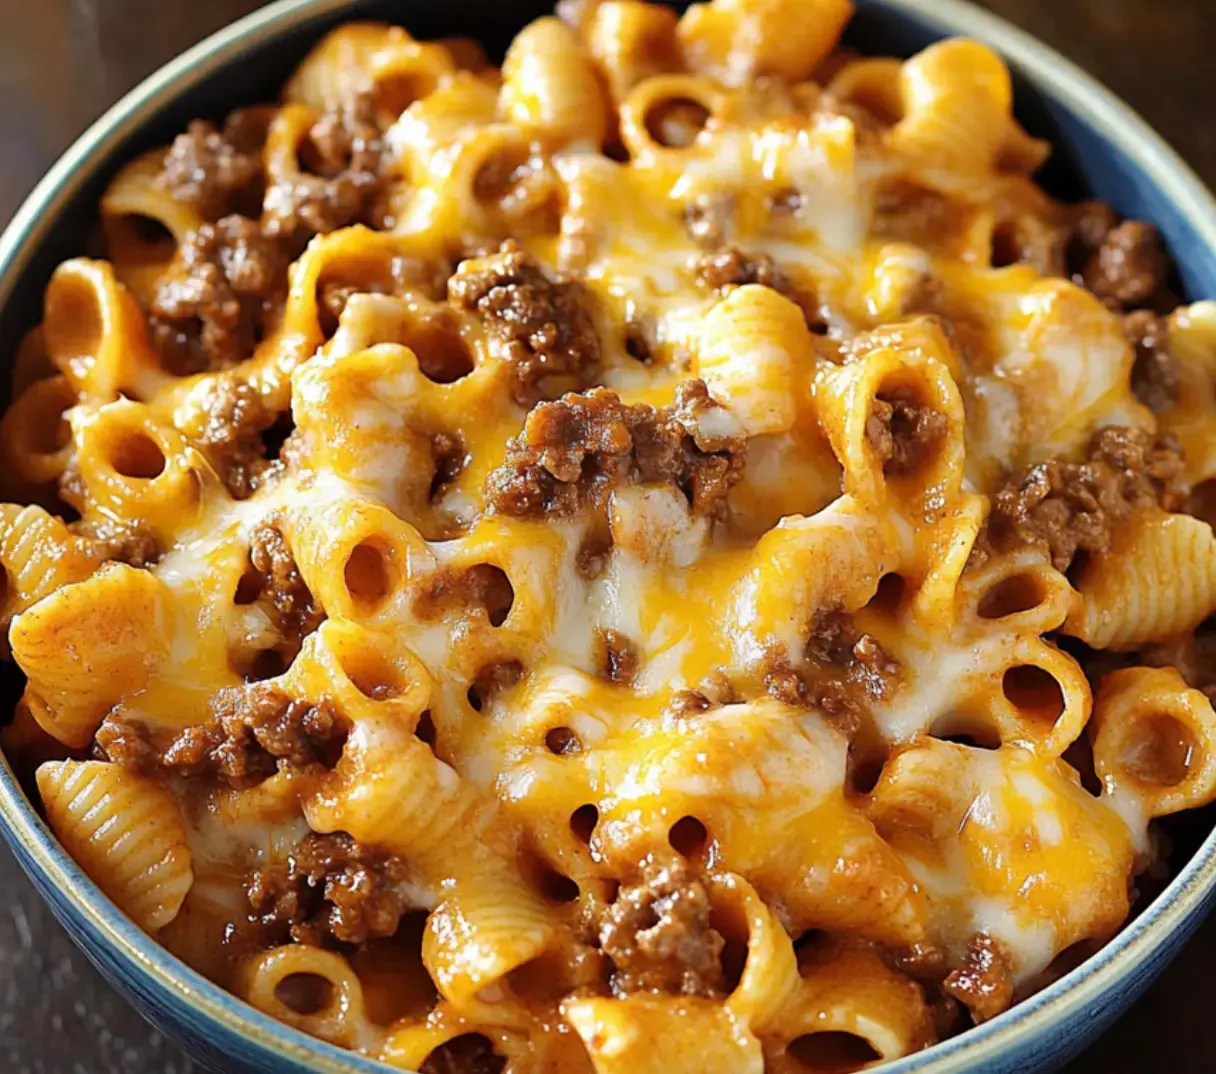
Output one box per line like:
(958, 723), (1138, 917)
(1, 2), (1215, 1073)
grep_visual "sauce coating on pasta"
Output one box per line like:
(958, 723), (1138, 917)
(3, 2), (1216, 1071)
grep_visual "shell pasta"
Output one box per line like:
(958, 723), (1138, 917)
(2, 3), (1216, 1072)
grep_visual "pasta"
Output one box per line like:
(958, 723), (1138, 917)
(1, 2), (1214, 1071)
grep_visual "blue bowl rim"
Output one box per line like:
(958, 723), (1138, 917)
(0, 0), (1215, 1071)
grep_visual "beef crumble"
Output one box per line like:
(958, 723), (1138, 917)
(1080, 219), (1169, 311)
(263, 91), (389, 240)
(865, 388), (948, 477)
(447, 240), (601, 405)
(598, 854), (725, 997)
(247, 518), (325, 643)
(692, 246), (820, 328)
(193, 375), (284, 498)
(943, 933), (1015, 1024)
(148, 215), (289, 374)
(597, 627), (640, 685)
(772, 607), (900, 732)
(94, 684), (344, 789)
(1123, 310), (1181, 413)
(975, 426), (1188, 572)
(159, 111), (267, 221)
(485, 382), (745, 520)
(69, 517), (160, 568)
(246, 831), (411, 947)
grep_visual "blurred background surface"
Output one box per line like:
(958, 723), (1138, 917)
(0, 0), (1213, 1071)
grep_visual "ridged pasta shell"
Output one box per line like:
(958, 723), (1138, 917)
(37, 760), (193, 932)
(1065, 511), (1216, 650)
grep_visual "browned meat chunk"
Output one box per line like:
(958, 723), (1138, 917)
(246, 831), (411, 947)
(1123, 310), (1181, 413)
(192, 375), (286, 498)
(979, 426), (1188, 572)
(599, 854), (725, 997)
(159, 111), (267, 220)
(865, 388), (948, 477)
(148, 215), (288, 374)
(263, 93), (388, 240)
(943, 934), (1015, 1024)
(1080, 220), (1169, 310)
(448, 241), (601, 405)
(485, 381), (744, 520)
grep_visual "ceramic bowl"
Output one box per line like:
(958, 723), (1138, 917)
(1, 1), (1215, 1071)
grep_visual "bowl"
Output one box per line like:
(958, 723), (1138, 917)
(1, 1), (1215, 1072)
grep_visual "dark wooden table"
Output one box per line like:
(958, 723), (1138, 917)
(0, 0), (1213, 1071)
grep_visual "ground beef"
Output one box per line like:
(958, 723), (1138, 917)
(1079, 219), (1169, 311)
(148, 215), (288, 374)
(193, 375), (283, 498)
(92, 715), (160, 776)
(263, 91), (388, 240)
(485, 381), (745, 520)
(784, 608), (900, 732)
(1123, 310), (1181, 413)
(95, 685), (344, 789)
(599, 854), (725, 997)
(447, 240), (601, 405)
(597, 628), (640, 685)
(412, 564), (514, 626)
(246, 831), (411, 947)
(419, 1036), (505, 1074)
(691, 246), (820, 328)
(865, 389), (948, 477)
(247, 518), (325, 642)
(159, 111), (266, 221)
(977, 426), (1188, 572)
(70, 517), (160, 568)
(943, 934), (1015, 1023)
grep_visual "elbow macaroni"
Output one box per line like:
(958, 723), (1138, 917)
(1, 3), (1214, 1072)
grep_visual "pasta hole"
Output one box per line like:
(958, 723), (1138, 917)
(372, 72), (431, 121)
(466, 660), (524, 714)
(525, 855), (580, 904)
(708, 901), (749, 993)
(787, 1031), (881, 1072)
(978, 574), (1045, 619)
(473, 145), (532, 204)
(419, 1034), (505, 1074)
(546, 726), (582, 755)
(668, 815), (709, 862)
(847, 750), (886, 795)
(1190, 480), (1216, 529)
(240, 648), (290, 683)
(932, 712), (1002, 751)
(989, 220), (1024, 269)
(1062, 734), (1103, 796)
(108, 430), (165, 479)
(1125, 714), (1195, 787)
(623, 322), (652, 364)
(1002, 665), (1065, 728)
(570, 804), (598, 845)
(274, 973), (334, 1016)
(234, 563), (264, 605)
(125, 214), (175, 249)
(415, 710), (436, 746)
(340, 646), (407, 700)
(428, 431), (467, 502)
(866, 572), (906, 613)
(344, 541), (393, 610)
(645, 97), (710, 149)
(474, 565), (513, 626)
(508, 951), (577, 1004)
(401, 317), (474, 383)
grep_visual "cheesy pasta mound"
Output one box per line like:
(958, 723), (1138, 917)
(3, 1), (1216, 1071)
